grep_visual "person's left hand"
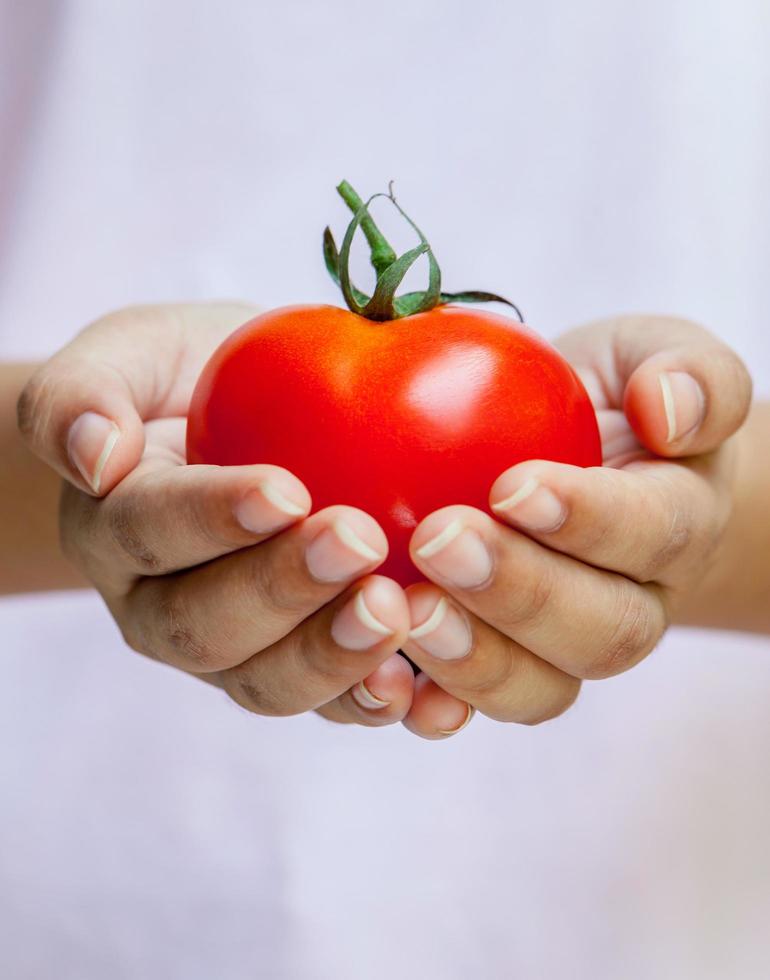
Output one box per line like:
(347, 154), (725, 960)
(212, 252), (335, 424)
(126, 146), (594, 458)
(399, 315), (752, 738)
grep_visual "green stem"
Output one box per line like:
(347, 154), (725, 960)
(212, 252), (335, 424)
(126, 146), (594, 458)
(336, 181), (397, 277)
(324, 180), (525, 323)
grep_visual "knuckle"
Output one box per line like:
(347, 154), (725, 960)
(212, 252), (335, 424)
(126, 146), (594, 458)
(573, 512), (613, 557)
(639, 503), (692, 581)
(251, 552), (311, 617)
(315, 704), (356, 726)
(501, 566), (556, 633)
(16, 372), (50, 446)
(106, 492), (161, 572)
(718, 348), (753, 418)
(293, 625), (345, 696)
(521, 681), (581, 726)
(232, 625), (345, 717)
(106, 596), (156, 660)
(583, 589), (659, 680)
(116, 614), (149, 658)
(622, 474), (692, 582)
(305, 643), (342, 686)
(695, 346), (754, 437)
(464, 641), (519, 698)
(576, 473), (626, 552)
(86, 304), (153, 334)
(188, 490), (241, 554)
(641, 532), (690, 583)
(698, 505), (727, 565)
(150, 590), (223, 669)
(228, 673), (294, 717)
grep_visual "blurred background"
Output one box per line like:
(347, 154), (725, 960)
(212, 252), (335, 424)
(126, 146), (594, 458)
(1, 2), (769, 978)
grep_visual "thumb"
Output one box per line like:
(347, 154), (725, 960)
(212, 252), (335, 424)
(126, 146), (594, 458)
(616, 316), (753, 457)
(16, 303), (255, 495)
(17, 331), (147, 496)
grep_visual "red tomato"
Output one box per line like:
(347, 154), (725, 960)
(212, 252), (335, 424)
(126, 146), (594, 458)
(186, 302), (601, 585)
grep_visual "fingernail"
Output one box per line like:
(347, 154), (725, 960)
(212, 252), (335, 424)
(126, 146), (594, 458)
(659, 372), (705, 443)
(331, 588), (395, 650)
(235, 480), (307, 534)
(414, 519), (492, 589)
(408, 596), (472, 660)
(351, 680), (390, 710)
(491, 477), (566, 532)
(306, 518), (384, 583)
(438, 704), (474, 737)
(67, 412), (120, 493)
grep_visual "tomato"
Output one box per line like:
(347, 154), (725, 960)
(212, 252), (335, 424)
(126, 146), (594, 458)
(187, 180), (601, 584)
(186, 302), (601, 585)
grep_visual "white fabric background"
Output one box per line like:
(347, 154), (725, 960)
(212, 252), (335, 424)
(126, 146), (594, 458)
(1, 2), (769, 978)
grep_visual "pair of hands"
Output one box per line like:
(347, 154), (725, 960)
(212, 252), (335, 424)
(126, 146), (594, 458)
(18, 304), (751, 738)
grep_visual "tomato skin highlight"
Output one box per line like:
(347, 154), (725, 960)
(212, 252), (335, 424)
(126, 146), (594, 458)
(186, 304), (602, 585)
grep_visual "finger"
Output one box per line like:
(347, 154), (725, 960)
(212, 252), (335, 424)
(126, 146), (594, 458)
(489, 456), (727, 586)
(410, 506), (667, 681)
(402, 673), (475, 740)
(121, 506), (389, 673)
(62, 456), (312, 588)
(595, 408), (645, 467)
(314, 653), (415, 727)
(222, 576), (409, 717)
(16, 302), (256, 495)
(564, 316), (751, 457)
(403, 584), (581, 724)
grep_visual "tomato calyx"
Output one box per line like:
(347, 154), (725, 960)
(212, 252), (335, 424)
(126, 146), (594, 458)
(323, 180), (525, 323)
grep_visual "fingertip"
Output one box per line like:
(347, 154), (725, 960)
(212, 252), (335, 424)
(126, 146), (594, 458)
(319, 505), (390, 559)
(17, 363), (147, 495)
(404, 581), (446, 625)
(234, 468), (312, 535)
(351, 653), (415, 714)
(489, 461), (571, 533)
(330, 575), (410, 653)
(409, 504), (488, 556)
(359, 575), (411, 643)
(67, 411), (145, 495)
(256, 465), (313, 515)
(403, 673), (474, 740)
(489, 459), (541, 509)
(623, 367), (702, 456)
(625, 350), (753, 457)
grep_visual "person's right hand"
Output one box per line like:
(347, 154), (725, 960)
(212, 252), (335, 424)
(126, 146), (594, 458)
(17, 303), (424, 728)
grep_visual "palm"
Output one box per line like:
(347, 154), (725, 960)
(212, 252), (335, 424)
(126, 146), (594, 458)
(557, 318), (660, 468)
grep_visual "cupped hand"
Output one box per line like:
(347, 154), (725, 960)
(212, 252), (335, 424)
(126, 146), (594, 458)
(17, 304), (417, 728)
(401, 316), (752, 738)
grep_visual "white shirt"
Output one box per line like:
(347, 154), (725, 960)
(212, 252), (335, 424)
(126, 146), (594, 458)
(1, 3), (769, 977)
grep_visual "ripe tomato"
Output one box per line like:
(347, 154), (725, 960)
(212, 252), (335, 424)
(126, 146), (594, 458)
(186, 302), (601, 585)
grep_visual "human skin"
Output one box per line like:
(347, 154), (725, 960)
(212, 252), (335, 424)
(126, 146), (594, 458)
(672, 400), (770, 634)
(0, 363), (85, 593)
(7, 305), (769, 737)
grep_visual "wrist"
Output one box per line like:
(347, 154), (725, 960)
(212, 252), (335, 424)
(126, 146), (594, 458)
(673, 404), (770, 633)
